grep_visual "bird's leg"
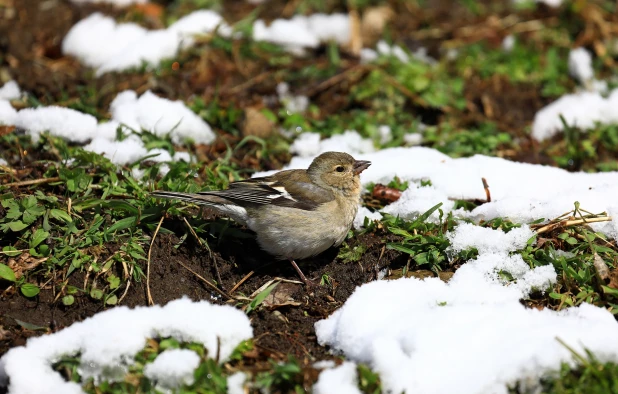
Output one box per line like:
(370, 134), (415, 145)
(288, 259), (316, 286)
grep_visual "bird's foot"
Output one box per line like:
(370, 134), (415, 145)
(288, 259), (318, 287)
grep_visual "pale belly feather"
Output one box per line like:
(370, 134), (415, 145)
(246, 198), (358, 260)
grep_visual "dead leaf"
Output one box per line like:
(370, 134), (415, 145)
(593, 253), (610, 283)
(607, 269), (618, 289)
(7, 252), (48, 280)
(0, 325), (10, 341)
(361, 6), (395, 47)
(272, 310), (290, 324)
(536, 237), (550, 249)
(0, 125), (15, 137)
(240, 107), (275, 139)
(263, 282), (301, 309)
(372, 184), (402, 203)
(348, 8), (362, 56)
(241, 347), (259, 359)
(438, 271), (454, 282)
(132, 3), (164, 19)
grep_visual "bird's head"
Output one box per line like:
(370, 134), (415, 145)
(307, 151), (371, 196)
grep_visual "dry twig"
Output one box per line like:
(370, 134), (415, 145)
(482, 177), (491, 202)
(182, 217), (225, 289)
(0, 164), (17, 174)
(174, 259), (233, 301)
(230, 270), (255, 294)
(228, 71), (273, 95)
(302, 64), (368, 98)
(118, 264), (135, 305)
(2, 177), (61, 188)
(146, 216), (165, 306)
(534, 216), (612, 235)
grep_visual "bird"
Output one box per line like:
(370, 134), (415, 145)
(151, 151), (371, 285)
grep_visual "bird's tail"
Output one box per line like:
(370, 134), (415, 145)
(150, 191), (221, 206)
(150, 191), (249, 225)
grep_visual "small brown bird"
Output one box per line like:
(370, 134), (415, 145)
(151, 151), (371, 285)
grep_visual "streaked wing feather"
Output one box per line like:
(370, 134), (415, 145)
(198, 174), (334, 211)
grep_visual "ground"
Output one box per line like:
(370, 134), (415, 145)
(2, 0), (618, 392)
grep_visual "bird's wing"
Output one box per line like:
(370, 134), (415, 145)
(200, 171), (335, 211)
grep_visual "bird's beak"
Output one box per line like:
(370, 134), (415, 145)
(353, 160), (371, 175)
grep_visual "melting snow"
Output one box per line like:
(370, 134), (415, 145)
(0, 298), (252, 394)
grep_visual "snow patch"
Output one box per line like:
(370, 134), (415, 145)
(0, 81), (21, 100)
(63, 11), (230, 75)
(313, 362), (361, 394)
(0, 298), (252, 394)
(143, 349), (200, 390)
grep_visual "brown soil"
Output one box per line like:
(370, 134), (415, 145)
(0, 219), (410, 360)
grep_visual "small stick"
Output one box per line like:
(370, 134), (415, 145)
(0, 165), (17, 174)
(182, 217), (222, 287)
(535, 217), (613, 235)
(39, 275), (55, 291)
(215, 336), (221, 364)
(482, 178), (491, 202)
(121, 259), (129, 280)
(118, 264), (135, 305)
(289, 259), (314, 286)
(174, 259), (233, 301)
(530, 209), (604, 230)
(553, 210), (577, 222)
(212, 257), (224, 291)
(229, 270), (255, 294)
(183, 217), (203, 246)
(303, 64), (367, 98)
(82, 259), (96, 292)
(52, 270), (56, 300)
(2, 177), (61, 188)
(248, 279), (278, 298)
(271, 277), (303, 285)
(377, 245), (386, 264)
(182, 217), (213, 259)
(228, 71), (273, 95)
(146, 216), (165, 306)
(53, 280), (69, 303)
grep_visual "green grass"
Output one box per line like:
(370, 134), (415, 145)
(519, 204), (618, 313)
(55, 338), (233, 394)
(52, 337), (383, 394)
(511, 342), (618, 394)
(545, 121), (618, 172)
(0, 131), (253, 303)
(456, 43), (571, 98)
(382, 203), (459, 274)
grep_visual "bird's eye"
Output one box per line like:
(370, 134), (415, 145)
(336, 166), (345, 172)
